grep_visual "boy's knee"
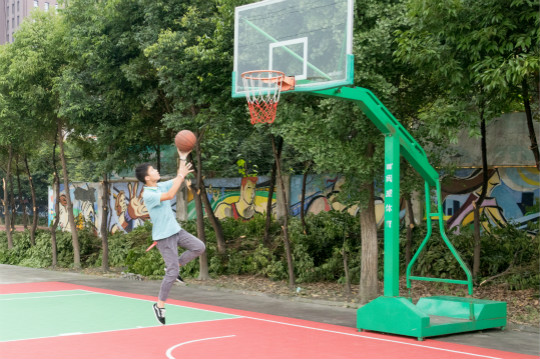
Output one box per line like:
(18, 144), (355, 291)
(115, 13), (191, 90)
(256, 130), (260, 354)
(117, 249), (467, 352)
(165, 266), (179, 278)
(195, 241), (206, 254)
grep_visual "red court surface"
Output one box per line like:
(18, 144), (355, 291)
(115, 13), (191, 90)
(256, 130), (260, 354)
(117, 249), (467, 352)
(1, 282), (536, 359)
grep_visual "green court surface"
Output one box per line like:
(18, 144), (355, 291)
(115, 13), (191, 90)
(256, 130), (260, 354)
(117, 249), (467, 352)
(0, 290), (239, 342)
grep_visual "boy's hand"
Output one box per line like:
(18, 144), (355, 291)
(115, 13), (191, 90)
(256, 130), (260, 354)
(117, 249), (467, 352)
(178, 148), (191, 161)
(178, 150), (194, 179)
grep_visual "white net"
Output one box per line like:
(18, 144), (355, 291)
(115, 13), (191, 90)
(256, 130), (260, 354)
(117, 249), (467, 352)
(241, 70), (285, 124)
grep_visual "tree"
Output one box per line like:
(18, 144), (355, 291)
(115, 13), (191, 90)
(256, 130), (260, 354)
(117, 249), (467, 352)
(142, 0), (255, 276)
(396, 0), (539, 278)
(272, 0), (436, 302)
(0, 44), (20, 249)
(467, 0), (540, 170)
(7, 11), (83, 266)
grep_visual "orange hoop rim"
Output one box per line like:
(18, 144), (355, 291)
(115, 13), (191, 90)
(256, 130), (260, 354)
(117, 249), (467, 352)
(240, 70), (295, 125)
(240, 70), (286, 81)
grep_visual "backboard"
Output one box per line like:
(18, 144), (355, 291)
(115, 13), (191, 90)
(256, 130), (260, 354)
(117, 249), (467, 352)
(232, 0), (354, 98)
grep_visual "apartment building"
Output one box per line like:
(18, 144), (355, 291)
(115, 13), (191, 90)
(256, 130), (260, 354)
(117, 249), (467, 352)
(0, 0), (59, 45)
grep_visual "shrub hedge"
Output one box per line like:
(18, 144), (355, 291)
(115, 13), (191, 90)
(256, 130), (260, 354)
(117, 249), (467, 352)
(0, 211), (537, 290)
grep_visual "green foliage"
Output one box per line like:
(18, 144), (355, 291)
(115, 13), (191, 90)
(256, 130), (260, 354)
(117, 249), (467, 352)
(0, 228), (100, 268)
(1, 212), (536, 292)
(126, 247), (165, 278)
(404, 224), (540, 290)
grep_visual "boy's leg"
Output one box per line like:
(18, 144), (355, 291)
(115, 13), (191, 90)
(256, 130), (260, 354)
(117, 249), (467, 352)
(176, 229), (206, 266)
(156, 235), (181, 304)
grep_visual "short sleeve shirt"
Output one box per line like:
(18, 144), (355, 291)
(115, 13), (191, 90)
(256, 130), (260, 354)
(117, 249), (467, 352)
(143, 180), (181, 240)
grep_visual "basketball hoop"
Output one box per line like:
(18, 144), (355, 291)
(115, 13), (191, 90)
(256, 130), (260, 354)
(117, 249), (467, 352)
(241, 70), (295, 124)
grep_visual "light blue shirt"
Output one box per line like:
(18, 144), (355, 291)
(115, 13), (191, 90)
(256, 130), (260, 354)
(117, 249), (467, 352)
(143, 180), (181, 240)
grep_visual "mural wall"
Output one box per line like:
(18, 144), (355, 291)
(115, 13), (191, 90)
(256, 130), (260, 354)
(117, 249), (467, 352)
(48, 183), (100, 234)
(108, 182), (150, 234)
(48, 167), (539, 235)
(442, 168), (539, 233)
(200, 176), (274, 221)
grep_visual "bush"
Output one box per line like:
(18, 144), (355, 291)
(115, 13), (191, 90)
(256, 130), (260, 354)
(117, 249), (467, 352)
(402, 223), (540, 290)
(0, 211), (536, 292)
(289, 211), (361, 283)
(105, 221), (154, 267)
(0, 228), (100, 268)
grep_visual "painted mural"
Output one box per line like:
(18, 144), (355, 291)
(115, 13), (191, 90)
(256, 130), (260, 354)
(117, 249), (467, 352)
(195, 176), (274, 221)
(288, 174), (387, 226)
(109, 182), (151, 234)
(442, 168), (539, 233)
(48, 168), (538, 235)
(48, 183), (100, 234)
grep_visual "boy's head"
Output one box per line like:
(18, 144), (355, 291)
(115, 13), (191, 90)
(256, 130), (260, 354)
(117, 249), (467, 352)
(135, 163), (153, 184)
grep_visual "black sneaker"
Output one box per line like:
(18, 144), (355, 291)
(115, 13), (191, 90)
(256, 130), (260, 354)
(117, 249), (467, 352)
(153, 303), (166, 325)
(176, 274), (186, 285)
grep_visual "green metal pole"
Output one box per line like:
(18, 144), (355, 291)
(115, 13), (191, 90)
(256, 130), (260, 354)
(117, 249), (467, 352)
(435, 181), (474, 295)
(384, 134), (401, 297)
(406, 182), (432, 288)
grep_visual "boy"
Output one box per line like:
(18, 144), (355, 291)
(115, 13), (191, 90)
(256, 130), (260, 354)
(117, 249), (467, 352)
(135, 152), (205, 325)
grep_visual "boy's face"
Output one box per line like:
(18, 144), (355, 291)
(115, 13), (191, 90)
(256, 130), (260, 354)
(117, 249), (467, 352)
(145, 166), (161, 183)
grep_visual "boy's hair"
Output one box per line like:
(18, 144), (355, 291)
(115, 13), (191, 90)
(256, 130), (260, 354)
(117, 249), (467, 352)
(135, 163), (152, 184)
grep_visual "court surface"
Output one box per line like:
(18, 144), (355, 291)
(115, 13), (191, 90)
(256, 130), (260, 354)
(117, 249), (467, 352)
(0, 282), (537, 359)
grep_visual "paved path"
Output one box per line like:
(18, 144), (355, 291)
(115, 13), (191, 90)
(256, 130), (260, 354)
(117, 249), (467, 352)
(0, 264), (538, 356)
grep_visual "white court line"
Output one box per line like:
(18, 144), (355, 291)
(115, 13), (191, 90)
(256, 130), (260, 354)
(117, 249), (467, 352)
(0, 317), (239, 343)
(166, 335), (236, 359)
(1, 289), (508, 359)
(239, 316), (506, 359)
(76, 289), (243, 318)
(2, 289), (240, 318)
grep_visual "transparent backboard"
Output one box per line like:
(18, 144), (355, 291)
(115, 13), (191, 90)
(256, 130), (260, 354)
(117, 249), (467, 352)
(232, 0), (354, 98)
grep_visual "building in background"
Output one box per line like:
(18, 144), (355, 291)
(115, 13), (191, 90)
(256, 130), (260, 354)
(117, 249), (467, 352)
(0, 0), (59, 44)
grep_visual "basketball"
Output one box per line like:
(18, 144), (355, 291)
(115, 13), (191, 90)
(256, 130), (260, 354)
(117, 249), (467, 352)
(175, 130), (197, 152)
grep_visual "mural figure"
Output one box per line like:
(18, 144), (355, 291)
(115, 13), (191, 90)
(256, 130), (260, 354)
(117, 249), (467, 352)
(444, 168), (539, 234)
(73, 185), (98, 233)
(291, 175), (388, 227)
(214, 177), (260, 220)
(57, 193), (69, 231)
(110, 182), (150, 233)
(47, 167), (537, 234)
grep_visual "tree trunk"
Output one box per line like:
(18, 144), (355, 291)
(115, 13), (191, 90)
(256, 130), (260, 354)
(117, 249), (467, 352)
(4, 145), (13, 249)
(199, 180), (225, 254)
(101, 173), (110, 272)
(24, 155), (38, 244)
(193, 180), (208, 280)
(193, 138), (225, 254)
(271, 135), (295, 287)
(156, 145), (161, 172)
(472, 110), (488, 279)
(300, 161), (311, 234)
(16, 160), (29, 232)
(57, 122), (81, 268)
(359, 181), (378, 304)
(263, 142), (280, 246)
(9, 173), (15, 232)
(51, 140), (61, 267)
(342, 244), (351, 295)
(522, 79), (539, 170)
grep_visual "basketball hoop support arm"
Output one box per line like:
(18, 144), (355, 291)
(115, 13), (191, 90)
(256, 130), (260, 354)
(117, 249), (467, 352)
(309, 86), (508, 341)
(312, 85), (474, 293)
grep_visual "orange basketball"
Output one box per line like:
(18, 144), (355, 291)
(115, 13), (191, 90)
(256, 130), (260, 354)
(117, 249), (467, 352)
(175, 130), (197, 152)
